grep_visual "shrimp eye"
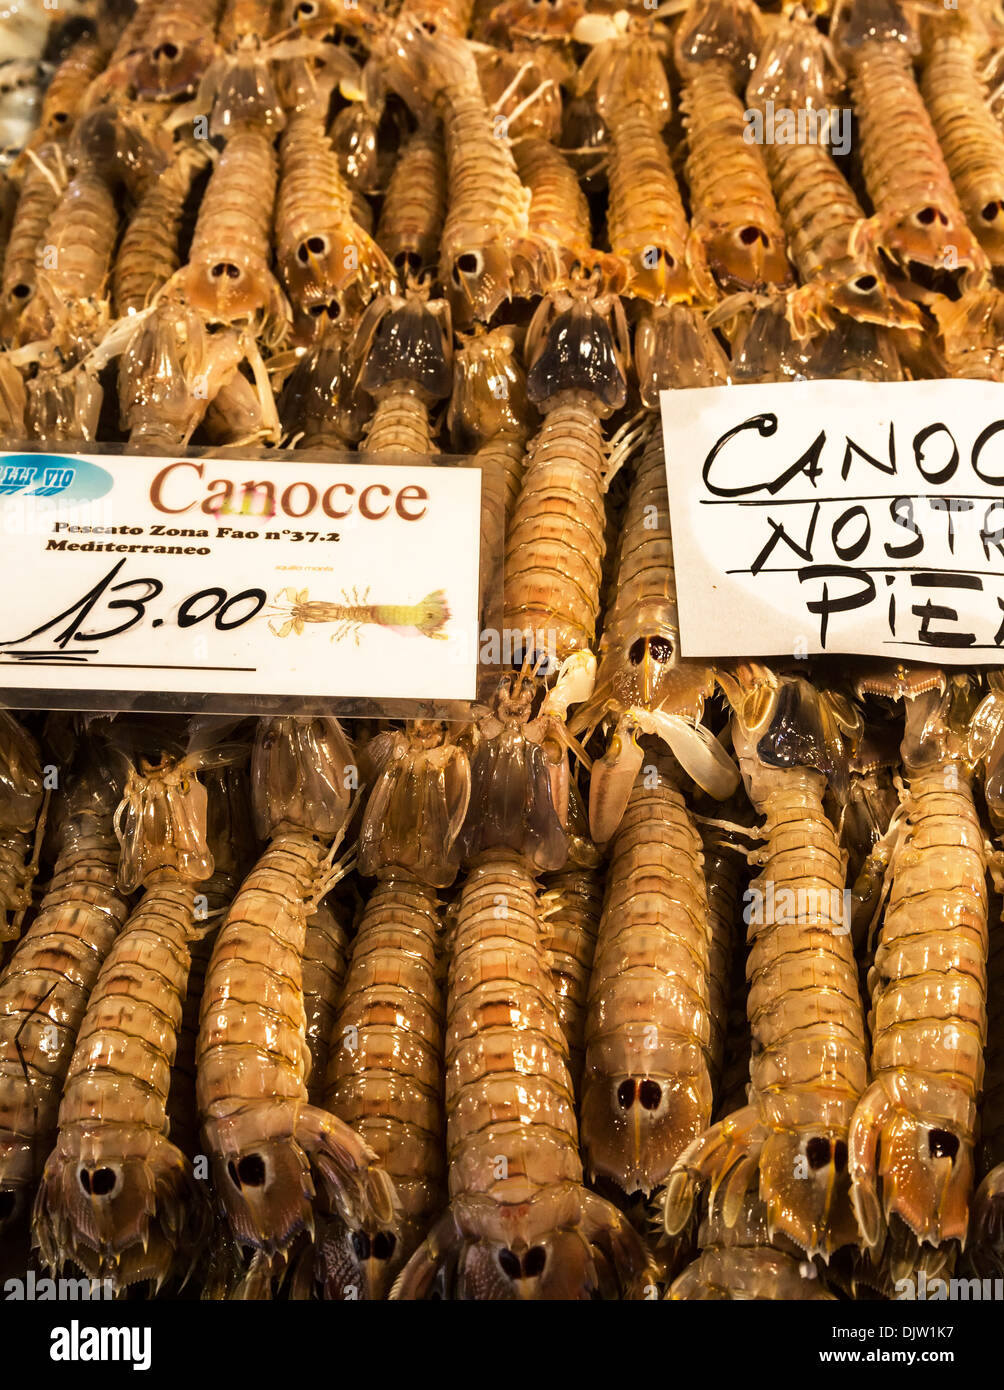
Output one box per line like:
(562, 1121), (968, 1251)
(52, 110), (68, 124)
(915, 206), (937, 226)
(738, 224), (768, 247)
(79, 1166), (116, 1196)
(153, 41), (179, 61)
(10, 282), (30, 300)
(351, 1231), (370, 1260)
(498, 1248), (521, 1278)
(230, 1153), (267, 1187)
(294, 1), (317, 14)
(211, 261), (241, 280)
(981, 201), (1002, 222)
(524, 1246), (546, 1276)
(90, 1167), (116, 1196)
(638, 1080), (662, 1111)
(928, 1129), (960, 1161)
(617, 1079), (635, 1107)
(833, 1140), (848, 1172)
(805, 1137), (832, 1169)
(394, 250), (423, 278)
(297, 235), (328, 263)
(454, 251), (482, 281)
(372, 1231), (396, 1260)
(851, 274), (878, 293)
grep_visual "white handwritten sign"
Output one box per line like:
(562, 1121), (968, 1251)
(662, 379), (1004, 663)
(0, 451), (482, 708)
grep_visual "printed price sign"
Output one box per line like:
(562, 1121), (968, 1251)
(662, 378), (1004, 664)
(0, 451), (483, 710)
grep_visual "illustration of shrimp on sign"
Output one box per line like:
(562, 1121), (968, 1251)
(269, 586), (452, 643)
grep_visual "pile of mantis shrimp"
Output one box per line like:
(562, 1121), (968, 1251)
(3, 0), (1004, 1300)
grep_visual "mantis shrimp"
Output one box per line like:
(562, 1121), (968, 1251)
(849, 667), (989, 1277)
(275, 98), (393, 340)
(970, 673), (1004, 1276)
(578, 24), (692, 304)
(920, 5), (1004, 270)
(196, 717), (398, 1290)
(448, 322), (534, 541)
(277, 320), (371, 449)
(569, 393), (737, 842)
(380, 19), (534, 323)
(0, 738), (126, 1232)
(358, 289), (452, 456)
(168, 118), (289, 346)
(580, 752), (717, 1197)
(375, 124), (446, 287)
(32, 750), (222, 1291)
(320, 722), (469, 1298)
(1, 141), (63, 340)
(669, 1190), (835, 1299)
(746, 7), (922, 341)
(833, 0), (989, 290)
(165, 760), (256, 1163)
(538, 866), (601, 1097)
(392, 672), (651, 1298)
(675, 0), (792, 300)
(503, 283), (630, 718)
(665, 668), (869, 1262)
(0, 710), (43, 945)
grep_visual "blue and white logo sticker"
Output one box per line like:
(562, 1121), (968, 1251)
(0, 455), (113, 502)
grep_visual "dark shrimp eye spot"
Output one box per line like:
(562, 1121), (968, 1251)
(916, 207), (937, 226)
(298, 235), (327, 263)
(293, 1), (316, 14)
(372, 1231), (396, 1260)
(10, 283), (30, 300)
(153, 41), (179, 61)
(805, 1137), (831, 1169)
(853, 275), (877, 292)
(79, 1169), (92, 1194)
(90, 1167), (116, 1196)
(524, 1246), (546, 1277)
(928, 1129), (960, 1161)
(236, 1154), (266, 1187)
(628, 637), (647, 665)
(498, 1248), (521, 1279)
(617, 1079), (635, 1108)
(456, 252), (480, 276)
(395, 250), (423, 276)
(739, 225), (761, 246)
(211, 262), (241, 281)
(833, 1140), (848, 1172)
(982, 202), (1002, 222)
(648, 634), (673, 663)
(52, 111), (68, 124)
(639, 1080), (662, 1111)
(351, 1230), (370, 1260)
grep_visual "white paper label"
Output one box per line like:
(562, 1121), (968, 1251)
(661, 378), (1004, 664)
(0, 452), (482, 703)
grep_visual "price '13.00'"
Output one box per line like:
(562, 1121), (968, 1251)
(0, 559), (265, 654)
